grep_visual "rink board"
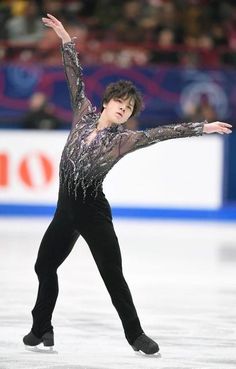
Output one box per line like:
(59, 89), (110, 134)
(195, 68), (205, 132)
(0, 130), (225, 219)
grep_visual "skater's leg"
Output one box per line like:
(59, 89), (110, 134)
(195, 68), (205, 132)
(80, 220), (143, 345)
(31, 207), (79, 337)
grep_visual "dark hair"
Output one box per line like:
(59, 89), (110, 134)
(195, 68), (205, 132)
(101, 80), (143, 117)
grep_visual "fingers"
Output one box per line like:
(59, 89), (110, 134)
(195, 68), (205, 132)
(42, 17), (52, 24)
(211, 121), (233, 128)
(42, 18), (51, 25)
(42, 14), (61, 27)
(219, 122), (232, 134)
(219, 127), (232, 134)
(210, 121), (233, 135)
(218, 122), (232, 128)
(47, 13), (61, 25)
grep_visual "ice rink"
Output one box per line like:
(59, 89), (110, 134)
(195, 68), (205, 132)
(1, 217), (236, 369)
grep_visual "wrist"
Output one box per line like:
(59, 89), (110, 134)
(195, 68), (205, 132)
(202, 119), (209, 133)
(62, 33), (71, 44)
(62, 39), (71, 44)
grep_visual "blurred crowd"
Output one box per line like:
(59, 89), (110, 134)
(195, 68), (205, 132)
(1, 0), (236, 68)
(0, 0), (235, 131)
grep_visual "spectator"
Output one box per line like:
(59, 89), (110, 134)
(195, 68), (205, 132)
(211, 23), (228, 47)
(5, 1), (43, 43)
(1, 0), (236, 67)
(0, 2), (10, 40)
(22, 92), (61, 130)
(150, 28), (179, 64)
(184, 94), (217, 123)
(112, 1), (146, 43)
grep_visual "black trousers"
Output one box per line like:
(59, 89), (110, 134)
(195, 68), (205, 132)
(31, 186), (143, 345)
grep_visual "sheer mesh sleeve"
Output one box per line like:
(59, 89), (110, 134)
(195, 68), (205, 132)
(119, 121), (205, 156)
(61, 40), (92, 123)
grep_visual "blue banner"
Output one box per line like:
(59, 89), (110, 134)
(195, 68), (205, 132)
(0, 63), (235, 127)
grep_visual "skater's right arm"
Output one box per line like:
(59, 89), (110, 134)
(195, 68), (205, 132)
(42, 14), (92, 119)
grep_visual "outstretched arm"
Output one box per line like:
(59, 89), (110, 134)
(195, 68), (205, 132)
(42, 14), (91, 117)
(119, 121), (232, 156)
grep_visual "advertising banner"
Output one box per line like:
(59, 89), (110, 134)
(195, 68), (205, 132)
(0, 131), (223, 211)
(0, 64), (234, 128)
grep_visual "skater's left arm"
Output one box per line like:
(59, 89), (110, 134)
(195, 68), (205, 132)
(119, 121), (232, 155)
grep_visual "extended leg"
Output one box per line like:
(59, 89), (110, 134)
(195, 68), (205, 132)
(80, 220), (144, 345)
(80, 215), (159, 354)
(30, 207), (79, 337)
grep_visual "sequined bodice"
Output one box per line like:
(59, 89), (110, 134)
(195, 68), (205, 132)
(59, 41), (204, 198)
(60, 111), (125, 196)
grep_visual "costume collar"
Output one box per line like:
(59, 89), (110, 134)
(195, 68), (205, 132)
(95, 119), (125, 133)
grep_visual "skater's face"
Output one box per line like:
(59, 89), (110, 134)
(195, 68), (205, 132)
(103, 96), (134, 124)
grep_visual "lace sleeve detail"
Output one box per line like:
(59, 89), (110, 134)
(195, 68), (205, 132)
(61, 40), (92, 116)
(119, 121), (205, 156)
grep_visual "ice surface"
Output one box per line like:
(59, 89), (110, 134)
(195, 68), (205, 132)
(0, 218), (236, 369)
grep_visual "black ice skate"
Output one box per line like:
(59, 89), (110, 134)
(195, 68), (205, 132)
(132, 333), (160, 355)
(23, 330), (57, 353)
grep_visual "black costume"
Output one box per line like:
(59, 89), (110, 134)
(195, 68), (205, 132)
(30, 41), (204, 346)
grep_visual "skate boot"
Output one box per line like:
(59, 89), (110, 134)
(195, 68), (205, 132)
(23, 330), (56, 353)
(131, 333), (159, 355)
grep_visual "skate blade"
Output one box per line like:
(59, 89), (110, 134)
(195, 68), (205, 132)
(25, 345), (57, 354)
(134, 350), (161, 358)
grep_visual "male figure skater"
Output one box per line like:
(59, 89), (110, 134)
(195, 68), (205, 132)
(23, 14), (232, 355)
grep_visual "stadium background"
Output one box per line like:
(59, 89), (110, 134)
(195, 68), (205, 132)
(0, 0), (235, 219)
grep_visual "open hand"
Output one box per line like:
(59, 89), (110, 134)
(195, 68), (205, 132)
(203, 121), (232, 135)
(42, 14), (71, 44)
